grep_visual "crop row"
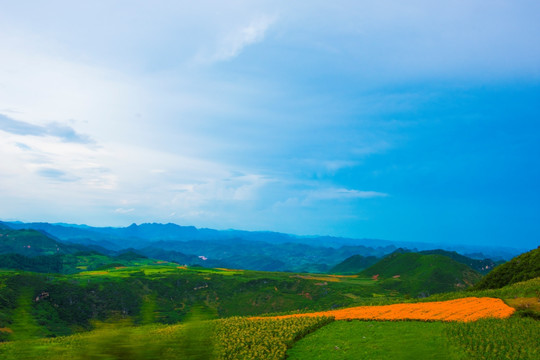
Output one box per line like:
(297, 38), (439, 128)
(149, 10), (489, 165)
(213, 316), (334, 360)
(446, 317), (540, 360)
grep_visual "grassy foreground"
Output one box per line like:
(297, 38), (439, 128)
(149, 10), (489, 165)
(0, 316), (333, 360)
(287, 317), (540, 360)
(287, 320), (465, 360)
(3, 312), (538, 360)
(1, 278), (538, 359)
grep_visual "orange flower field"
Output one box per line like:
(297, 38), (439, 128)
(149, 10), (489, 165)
(253, 297), (515, 322)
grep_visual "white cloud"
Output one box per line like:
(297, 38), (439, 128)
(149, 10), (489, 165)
(307, 188), (388, 201)
(169, 174), (272, 209)
(114, 208), (135, 214)
(200, 15), (276, 63)
(0, 114), (94, 143)
(322, 160), (358, 172)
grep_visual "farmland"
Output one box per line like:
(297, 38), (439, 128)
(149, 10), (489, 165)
(1, 295), (538, 359)
(287, 321), (465, 360)
(253, 297), (515, 322)
(288, 317), (539, 360)
(0, 227), (538, 359)
(1, 276), (538, 359)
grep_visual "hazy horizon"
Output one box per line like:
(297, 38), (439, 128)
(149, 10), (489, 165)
(1, 1), (539, 249)
(1, 219), (534, 255)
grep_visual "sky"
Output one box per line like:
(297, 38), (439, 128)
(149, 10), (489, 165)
(0, 1), (539, 249)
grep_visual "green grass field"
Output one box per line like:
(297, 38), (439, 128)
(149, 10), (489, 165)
(287, 316), (540, 360)
(287, 320), (465, 360)
(2, 316), (538, 360)
(446, 317), (539, 360)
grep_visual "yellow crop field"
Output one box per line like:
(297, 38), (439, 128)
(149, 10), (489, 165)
(253, 297), (515, 322)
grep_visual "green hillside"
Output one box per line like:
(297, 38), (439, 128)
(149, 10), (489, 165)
(419, 249), (504, 274)
(0, 254), (65, 273)
(328, 255), (379, 274)
(0, 247), (538, 359)
(1, 277), (539, 360)
(0, 229), (173, 274)
(0, 228), (84, 257)
(359, 253), (482, 296)
(473, 247), (540, 290)
(0, 266), (394, 337)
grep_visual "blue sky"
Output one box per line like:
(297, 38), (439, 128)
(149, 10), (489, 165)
(0, 1), (539, 249)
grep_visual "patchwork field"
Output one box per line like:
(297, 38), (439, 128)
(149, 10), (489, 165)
(1, 304), (537, 360)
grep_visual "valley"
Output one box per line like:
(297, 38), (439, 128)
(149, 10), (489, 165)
(0, 221), (538, 359)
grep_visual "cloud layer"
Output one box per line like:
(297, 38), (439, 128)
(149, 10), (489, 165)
(0, 114), (93, 143)
(0, 1), (539, 248)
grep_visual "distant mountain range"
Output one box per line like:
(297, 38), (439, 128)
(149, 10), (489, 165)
(0, 221), (393, 272)
(0, 220), (530, 298)
(2, 221), (526, 259)
(0, 220), (527, 274)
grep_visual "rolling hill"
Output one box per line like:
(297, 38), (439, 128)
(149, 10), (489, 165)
(359, 252), (483, 296)
(2, 221), (397, 272)
(418, 249), (504, 274)
(0, 229), (173, 274)
(0, 228), (85, 257)
(328, 255), (379, 274)
(473, 246), (540, 290)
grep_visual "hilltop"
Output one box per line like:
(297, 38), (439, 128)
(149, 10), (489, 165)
(328, 249), (501, 276)
(418, 249), (503, 274)
(328, 255), (379, 274)
(0, 228), (168, 274)
(0, 228), (85, 257)
(359, 252), (482, 297)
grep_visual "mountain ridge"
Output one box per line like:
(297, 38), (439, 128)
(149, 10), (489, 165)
(1, 220), (525, 260)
